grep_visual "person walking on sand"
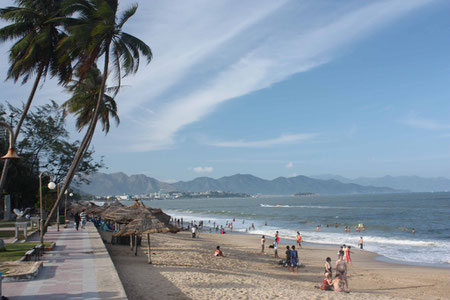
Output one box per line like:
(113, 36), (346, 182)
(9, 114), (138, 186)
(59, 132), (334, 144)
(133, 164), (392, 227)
(74, 212), (81, 231)
(261, 235), (265, 253)
(296, 231), (302, 248)
(290, 245), (299, 273)
(359, 237), (364, 250)
(192, 226), (196, 238)
(345, 246), (353, 265)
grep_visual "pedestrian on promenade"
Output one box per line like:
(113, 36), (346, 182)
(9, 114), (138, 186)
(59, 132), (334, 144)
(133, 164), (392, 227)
(80, 210), (87, 229)
(74, 213), (81, 231)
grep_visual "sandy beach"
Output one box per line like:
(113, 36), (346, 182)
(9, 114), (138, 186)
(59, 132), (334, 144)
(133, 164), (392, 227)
(99, 229), (450, 300)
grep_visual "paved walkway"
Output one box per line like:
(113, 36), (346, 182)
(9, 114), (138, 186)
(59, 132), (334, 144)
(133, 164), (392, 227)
(3, 223), (127, 299)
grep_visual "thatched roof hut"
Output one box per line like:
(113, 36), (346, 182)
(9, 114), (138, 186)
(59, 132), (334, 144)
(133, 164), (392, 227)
(110, 200), (179, 263)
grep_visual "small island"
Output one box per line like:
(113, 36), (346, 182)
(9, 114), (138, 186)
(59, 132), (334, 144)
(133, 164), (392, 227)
(294, 192), (318, 197)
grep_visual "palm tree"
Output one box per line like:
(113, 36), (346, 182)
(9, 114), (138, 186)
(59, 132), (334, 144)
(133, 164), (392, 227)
(63, 65), (120, 134)
(0, 0), (72, 192)
(45, 0), (152, 228)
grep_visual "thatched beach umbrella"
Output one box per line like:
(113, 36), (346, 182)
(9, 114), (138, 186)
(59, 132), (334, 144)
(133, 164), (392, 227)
(84, 202), (102, 215)
(98, 200), (124, 218)
(68, 202), (88, 215)
(115, 208), (179, 263)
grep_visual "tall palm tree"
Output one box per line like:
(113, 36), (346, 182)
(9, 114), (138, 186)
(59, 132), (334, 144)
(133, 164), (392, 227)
(63, 65), (120, 134)
(0, 0), (72, 192)
(45, 0), (152, 228)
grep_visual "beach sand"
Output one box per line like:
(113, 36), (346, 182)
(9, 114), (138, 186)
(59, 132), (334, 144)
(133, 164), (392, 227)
(99, 230), (450, 300)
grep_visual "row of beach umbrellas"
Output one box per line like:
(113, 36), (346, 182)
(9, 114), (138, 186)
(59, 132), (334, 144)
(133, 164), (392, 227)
(69, 199), (179, 263)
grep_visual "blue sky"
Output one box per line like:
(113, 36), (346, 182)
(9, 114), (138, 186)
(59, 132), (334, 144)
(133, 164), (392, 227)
(1, 0), (450, 181)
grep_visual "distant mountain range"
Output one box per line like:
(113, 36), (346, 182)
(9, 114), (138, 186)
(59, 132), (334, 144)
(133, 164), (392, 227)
(79, 172), (399, 196)
(311, 174), (450, 192)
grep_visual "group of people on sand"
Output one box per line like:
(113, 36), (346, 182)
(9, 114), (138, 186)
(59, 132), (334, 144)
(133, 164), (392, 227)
(319, 253), (349, 292)
(284, 245), (299, 272)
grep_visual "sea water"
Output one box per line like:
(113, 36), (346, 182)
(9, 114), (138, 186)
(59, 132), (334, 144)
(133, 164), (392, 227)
(134, 192), (450, 267)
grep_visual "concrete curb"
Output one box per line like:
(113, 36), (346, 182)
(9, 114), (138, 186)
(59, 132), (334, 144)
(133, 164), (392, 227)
(0, 261), (43, 282)
(88, 223), (128, 299)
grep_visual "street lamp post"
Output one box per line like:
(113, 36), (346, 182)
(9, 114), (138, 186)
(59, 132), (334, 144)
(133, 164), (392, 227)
(56, 184), (60, 232)
(0, 121), (20, 251)
(39, 172), (55, 244)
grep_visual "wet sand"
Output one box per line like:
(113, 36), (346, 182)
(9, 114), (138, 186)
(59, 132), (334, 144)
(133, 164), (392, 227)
(100, 230), (450, 300)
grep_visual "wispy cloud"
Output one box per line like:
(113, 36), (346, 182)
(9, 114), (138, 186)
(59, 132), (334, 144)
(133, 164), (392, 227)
(207, 133), (316, 148)
(192, 166), (214, 173)
(402, 114), (450, 130)
(286, 162), (294, 169)
(114, 0), (430, 151)
(0, 0), (433, 152)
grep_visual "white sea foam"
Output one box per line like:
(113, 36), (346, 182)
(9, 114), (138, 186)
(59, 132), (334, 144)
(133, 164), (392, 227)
(166, 209), (450, 266)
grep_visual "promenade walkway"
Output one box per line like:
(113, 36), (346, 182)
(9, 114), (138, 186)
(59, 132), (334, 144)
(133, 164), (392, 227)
(3, 223), (127, 299)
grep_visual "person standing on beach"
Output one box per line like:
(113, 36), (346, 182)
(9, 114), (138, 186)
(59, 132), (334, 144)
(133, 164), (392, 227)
(324, 257), (332, 276)
(285, 246), (291, 267)
(274, 240), (278, 258)
(336, 254), (348, 290)
(192, 226), (196, 238)
(261, 235), (265, 253)
(359, 237), (364, 250)
(290, 245), (299, 273)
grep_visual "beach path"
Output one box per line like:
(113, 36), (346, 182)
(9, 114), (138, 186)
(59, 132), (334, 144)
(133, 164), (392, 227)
(3, 223), (127, 300)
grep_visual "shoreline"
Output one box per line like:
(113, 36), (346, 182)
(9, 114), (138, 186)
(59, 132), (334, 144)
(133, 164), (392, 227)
(175, 220), (450, 270)
(99, 228), (450, 300)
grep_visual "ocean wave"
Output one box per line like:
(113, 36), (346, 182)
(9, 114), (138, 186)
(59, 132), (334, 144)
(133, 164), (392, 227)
(260, 204), (348, 209)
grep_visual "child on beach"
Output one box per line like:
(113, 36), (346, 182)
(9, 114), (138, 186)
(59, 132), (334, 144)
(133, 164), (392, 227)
(359, 237), (364, 249)
(214, 246), (224, 257)
(320, 273), (333, 290)
(261, 236), (265, 253)
(345, 246), (353, 265)
(332, 274), (345, 292)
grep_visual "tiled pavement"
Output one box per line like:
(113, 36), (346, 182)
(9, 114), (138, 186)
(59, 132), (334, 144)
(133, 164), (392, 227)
(3, 223), (127, 299)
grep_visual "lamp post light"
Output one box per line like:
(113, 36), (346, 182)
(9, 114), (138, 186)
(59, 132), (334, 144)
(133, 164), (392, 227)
(0, 121), (20, 160)
(39, 172), (55, 244)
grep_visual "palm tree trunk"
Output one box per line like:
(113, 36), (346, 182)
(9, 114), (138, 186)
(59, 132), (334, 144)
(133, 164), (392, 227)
(0, 64), (44, 193)
(44, 44), (111, 230)
(134, 234), (138, 256)
(147, 233), (151, 264)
